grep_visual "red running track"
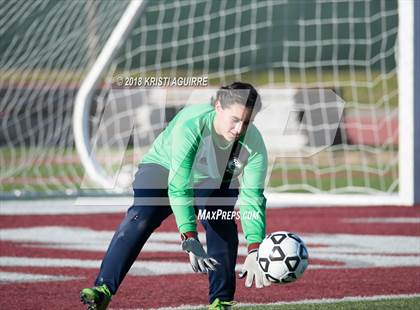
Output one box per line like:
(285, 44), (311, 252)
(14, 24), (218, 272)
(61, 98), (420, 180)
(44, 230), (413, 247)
(0, 206), (419, 309)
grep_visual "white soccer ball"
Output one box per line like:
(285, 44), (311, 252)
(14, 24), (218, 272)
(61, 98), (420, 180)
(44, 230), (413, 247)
(257, 231), (309, 284)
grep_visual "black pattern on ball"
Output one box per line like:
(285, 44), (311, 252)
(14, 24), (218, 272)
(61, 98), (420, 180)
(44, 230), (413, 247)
(299, 244), (309, 259)
(266, 274), (281, 283)
(288, 233), (302, 243)
(258, 258), (270, 272)
(285, 256), (300, 271)
(269, 246), (285, 261)
(281, 273), (297, 283)
(270, 233), (287, 244)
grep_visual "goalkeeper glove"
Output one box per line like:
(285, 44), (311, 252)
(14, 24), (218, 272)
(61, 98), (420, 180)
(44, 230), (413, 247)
(181, 232), (219, 273)
(238, 244), (271, 288)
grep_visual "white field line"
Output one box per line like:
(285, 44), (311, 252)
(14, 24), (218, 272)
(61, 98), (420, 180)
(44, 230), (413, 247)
(0, 257), (193, 276)
(0, 256), (327, 277)
(342, 217), (420, 224)
(0, 198), (131, 215)
(2, 197), (398, 216)
(0, 271), (80, 283)
(110, 293), (420, 310)
(1, 227), (420, 269)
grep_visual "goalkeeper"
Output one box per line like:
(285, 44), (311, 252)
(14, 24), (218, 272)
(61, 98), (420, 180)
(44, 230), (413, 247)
(80, 82), (270, 310)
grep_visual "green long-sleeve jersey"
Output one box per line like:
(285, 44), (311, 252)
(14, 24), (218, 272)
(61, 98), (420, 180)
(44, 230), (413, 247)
(142, 103), (268, 244)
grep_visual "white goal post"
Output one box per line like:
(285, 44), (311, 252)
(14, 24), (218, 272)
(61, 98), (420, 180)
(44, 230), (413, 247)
(73, 0), (146, 190)
(398, 0), (417, 206)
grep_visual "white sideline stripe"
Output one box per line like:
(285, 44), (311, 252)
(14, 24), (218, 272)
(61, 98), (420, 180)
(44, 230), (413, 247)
(0, 257), (193, 276)
(0, 256), (331, 274)
(0, 271), (80, 283)
(343, 217), (420, 224)
(266, 193), (409, 207)
(130, 293), (420, 310)
(0, 198), (131, 215)
(0, 196), (380, 216)
(2, 227), (420, 269)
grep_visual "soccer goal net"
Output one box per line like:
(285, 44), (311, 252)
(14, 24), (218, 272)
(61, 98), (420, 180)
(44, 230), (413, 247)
(1, 0), (417, 205)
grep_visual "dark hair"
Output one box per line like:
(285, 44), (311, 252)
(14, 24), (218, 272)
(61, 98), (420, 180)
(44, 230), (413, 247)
(211, 82), (262, 112)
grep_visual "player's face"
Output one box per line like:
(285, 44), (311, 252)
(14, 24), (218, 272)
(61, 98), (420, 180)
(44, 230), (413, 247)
(214, 101), (255, 142)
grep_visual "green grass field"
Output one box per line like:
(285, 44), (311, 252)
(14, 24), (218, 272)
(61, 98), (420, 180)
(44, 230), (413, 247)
(1, 147), (398, 196)
(196, 296), (420, 310)
(1, 146), (398, 196)
(268, 165), (398, 193)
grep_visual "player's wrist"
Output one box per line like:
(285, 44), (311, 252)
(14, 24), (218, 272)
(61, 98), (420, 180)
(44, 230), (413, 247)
(247, 242), (260, 254)
(180, 231), (198, 241)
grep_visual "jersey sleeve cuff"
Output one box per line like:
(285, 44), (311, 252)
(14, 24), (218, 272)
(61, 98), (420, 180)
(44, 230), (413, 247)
(248, 242), (260, 253)
(180, 231), (198, 241)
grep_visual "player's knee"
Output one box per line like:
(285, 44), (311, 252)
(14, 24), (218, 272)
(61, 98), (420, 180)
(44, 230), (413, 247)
(118, 211), (158, 237)
(131, 215), (159, 234)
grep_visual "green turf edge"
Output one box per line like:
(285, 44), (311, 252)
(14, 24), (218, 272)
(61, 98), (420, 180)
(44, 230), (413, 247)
(195, 296), (420, 310)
